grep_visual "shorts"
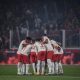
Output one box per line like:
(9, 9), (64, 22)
(17, 53), (30, 64)
(37, 51), (46, 61)
(47, 51), (53, 60)
(22, 55), (30, 64)
(52, 54), (63, 62)
(17, 53), (23, 62)
(30, 52), (37, 63)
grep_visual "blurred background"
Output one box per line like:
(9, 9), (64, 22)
(0, 0), (80, 65)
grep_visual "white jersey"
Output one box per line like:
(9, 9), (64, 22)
(51, 40), (59, 47)
(21, 44), (32, 56)
(54, 47), (63, 54)
(42, 36), (51, 44)
(45, 43), (53, 51)
(31, 43), (38, 54)
(43, 36), (50, 42)
(35, 42), (46, 52)
(42, 36), (53, 51)
(17, 40), (26, 54)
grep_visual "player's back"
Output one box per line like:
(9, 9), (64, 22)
(35, 41), (46, 52)
(21, 44), (32, 56)
(31, 43), (38, 53)
(53, 47), (63, 54)
(17, 40), (26, 53)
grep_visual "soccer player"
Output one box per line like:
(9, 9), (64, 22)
(57, 47), (64, 75)
(51, 40), (63, 75)
(35, 38), (47, 75)
(17, 37), (29, 75)
(50, 39), (59, 75)
(21, 37), (32, 75)
(42, 36), (53, 75)
(30, 39), (37, 74)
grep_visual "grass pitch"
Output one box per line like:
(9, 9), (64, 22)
(0, 65), (80, 80)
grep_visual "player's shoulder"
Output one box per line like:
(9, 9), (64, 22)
(20, 40), (25, 43)
(51, 39), (56, 43)
(24, 44), (32, 49)
(35, 42), (39, 45)
(28, 43), (32, 46)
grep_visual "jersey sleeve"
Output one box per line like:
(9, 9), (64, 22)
(22, 45), (32, 56)
(17, 40), (24, 53)
(51, 40), (59, 47)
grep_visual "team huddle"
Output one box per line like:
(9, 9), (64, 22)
(17, 35), (63, 75)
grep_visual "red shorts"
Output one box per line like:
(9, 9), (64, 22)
(17, 54), (30, 64)
(52, 54), (63, 62)
(47, 51), (53, 60)
(37, 51), (46, 61)
(22, 55), (30, 64)
(30, 52), (37, 63)
(17, 54), (23, 62)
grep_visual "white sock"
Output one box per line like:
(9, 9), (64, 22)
(37, 60), (40, 74)
(58, 61), (63, 74)
(32, 63), (36, 74)
(55, 62), (59, 74)
(17, 62), (22, 74)
(41, 61), (45, 74)
(47, 59), (52, 73)
(52, 62), (55, 74)
(26, 64), (29, 74)
(22, 64), (26, 74)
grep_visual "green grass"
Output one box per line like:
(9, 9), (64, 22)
(0, 65), (80, 80)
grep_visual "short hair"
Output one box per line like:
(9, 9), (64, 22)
(43, 34), (47, 36)
(25, 36), (32, 41)
(32, 39), (35, 43)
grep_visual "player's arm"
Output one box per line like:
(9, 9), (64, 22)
(60, 47), (64, 54)
(51, 40), (58, 48)
(35, 44), (38, 55)
(17, 40), (24, 53)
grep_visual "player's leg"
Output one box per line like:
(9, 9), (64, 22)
(36, 52), (41, 75)
(32, 63), (36, 74)
(41, 51), (46, 75)
(25, 64), (29, 74)
(30, 53), (37, 74)
(21, 55), (26, 75)
(17, 54), (23, 75)
(41, 61), (45, 75)
(52, 62), (55, 74)
(36, 60), (41, 75)
(47, 51), (53, 74)
(47, 59), (52, 74)
(51, 54), (55, 74)
(54, 54), (59, 75)
(58, 61), (63, 74)
(54, 61), (59, 75)
(58, 54), (63, 74)
(23, 55), (30, 75)
(22, 63), (26, 75)
(17, 62), (23, 75)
